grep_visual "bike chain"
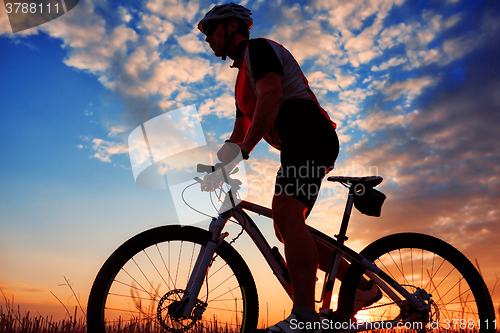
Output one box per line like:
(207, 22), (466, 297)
(362, 299), (403, 311)
(359, 291), (438, 332)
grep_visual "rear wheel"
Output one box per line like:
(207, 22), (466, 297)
(338, 233), (495, 332)
(87, 225), (259, 333)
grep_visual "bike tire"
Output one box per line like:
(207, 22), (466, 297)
(87, 225), (259, 333)
(337, 232), (495, 332)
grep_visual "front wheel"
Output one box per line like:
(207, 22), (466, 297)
(87, 225), (259, 333)
(338, 233), (495, 332)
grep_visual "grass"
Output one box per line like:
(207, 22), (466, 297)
(0, 302), (86, 333)
(2, 300), (500, 333)
(0, 290), (238, 333)
(0, 304), (238, 333)
(1, 282), (240, 333)
(1, 269), (499, 333)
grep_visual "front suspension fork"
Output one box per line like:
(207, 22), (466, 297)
(178, 212), (231, 317)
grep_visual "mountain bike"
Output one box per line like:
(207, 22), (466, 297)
(87, 162), (496, 333)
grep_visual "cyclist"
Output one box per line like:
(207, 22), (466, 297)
(198, 3), (380, 332)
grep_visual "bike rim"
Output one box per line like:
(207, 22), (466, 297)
(101, 239), (247, 332)
(355, 247), (484, 329)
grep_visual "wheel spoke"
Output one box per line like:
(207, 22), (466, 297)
(87, 225), (258, 333)
(338, 233), (493, 332)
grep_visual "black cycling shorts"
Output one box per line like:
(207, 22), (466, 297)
(274, 99), (339, 211)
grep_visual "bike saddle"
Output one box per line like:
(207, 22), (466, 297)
(327, 175), (383, 188)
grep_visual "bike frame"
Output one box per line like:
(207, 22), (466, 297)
(179, 176), (430, 330)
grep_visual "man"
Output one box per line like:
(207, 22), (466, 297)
(198, 3), (379, 332)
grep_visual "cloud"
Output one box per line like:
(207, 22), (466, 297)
(108, 126), (127, 137)
(308, 71), (357, 94)
(141, 14), (175, 44)
(146, 0), (200, 23)
(271, 22), (342, 65)
(142, 56), (212, 101)
(262, 4), (343, 65)
(399, 12), (498, 71)
(118, 6), (133, 23)
(383, 77), (436, 102)
(92, 138), (128, 162)
(377, 22), (412, 50)
(198, 93), (235, 118)
(371, 57), (407, 71)
(38, 3), (138, 76)
(176, 27), (206, 53)
(375, 12), (464, 68)
(353, 110), (418, 133)
(313, 0), (404, 67)
(212, 62), (238, 89)
(123, 47), (160, 82)
(315, 0), (404, 33)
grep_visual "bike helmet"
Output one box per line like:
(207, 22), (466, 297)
(198, 3), (253, 34)
(198, 3), (253, 60)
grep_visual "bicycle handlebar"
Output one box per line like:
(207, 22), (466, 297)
(196, 162), (242, 192)
(197, 163), (224, 173)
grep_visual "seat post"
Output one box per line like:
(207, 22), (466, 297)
(320, 186), (356, 312)
(335, 186), (355, 244)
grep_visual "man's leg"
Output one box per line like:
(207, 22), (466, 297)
(272, 192), (318, 310)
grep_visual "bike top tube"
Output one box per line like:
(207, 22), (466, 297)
(239, 200), (272, 218)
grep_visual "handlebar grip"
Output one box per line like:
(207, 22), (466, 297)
(197, 164), (214, 173)
(197, 163), (224, 173)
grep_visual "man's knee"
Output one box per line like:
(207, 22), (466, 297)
(272, 193), (307, 239)
(273, 194), (306, 220)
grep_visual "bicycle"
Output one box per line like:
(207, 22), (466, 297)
(87, 161), (496, 333)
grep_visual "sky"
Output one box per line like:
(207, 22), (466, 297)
(1, 0), (500, 323)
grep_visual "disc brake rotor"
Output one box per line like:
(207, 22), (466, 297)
(157, 289), (207, 333)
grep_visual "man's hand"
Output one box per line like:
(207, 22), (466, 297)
(200, 172), (224, 192)
(217, 141), (249, 165)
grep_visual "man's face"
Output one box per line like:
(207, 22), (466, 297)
(204, 22), (224, 57)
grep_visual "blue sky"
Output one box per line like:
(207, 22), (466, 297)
(1, 0), (499, 320)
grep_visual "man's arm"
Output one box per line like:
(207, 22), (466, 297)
(216, 110), (251, 164)
(217, 71), (283, 164)
(239, 71), (283, 154)
(229, 115), (251, 143)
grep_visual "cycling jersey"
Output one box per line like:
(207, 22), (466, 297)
(233, 38), (339, 207)
(234, 38), (336, 150)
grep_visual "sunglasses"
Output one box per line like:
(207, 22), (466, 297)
(204, 23), (220, 37)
